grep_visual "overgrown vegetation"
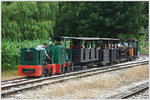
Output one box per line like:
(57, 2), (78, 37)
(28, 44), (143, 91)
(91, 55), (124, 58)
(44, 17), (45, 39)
(139, 41), (149, 53)
(138, 28), (149, 53)
(2, 39), (49, 70)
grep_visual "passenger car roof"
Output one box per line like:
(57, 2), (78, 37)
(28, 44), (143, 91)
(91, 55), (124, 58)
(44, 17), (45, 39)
(120, 38), (138, 41)
(61, 36), (119, 41)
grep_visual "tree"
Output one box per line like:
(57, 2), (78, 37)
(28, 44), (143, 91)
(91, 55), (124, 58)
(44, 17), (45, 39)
(2, 1), (59, 40)
(54, 2), (148, 39)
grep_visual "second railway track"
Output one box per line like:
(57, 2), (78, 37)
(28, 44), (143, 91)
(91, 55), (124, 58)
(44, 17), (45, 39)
(107, 81), (149, 99)
(1, 59), (149, 97)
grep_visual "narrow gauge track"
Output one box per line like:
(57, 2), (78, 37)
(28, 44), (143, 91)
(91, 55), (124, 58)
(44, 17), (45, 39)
(1, 59), (147, 86)
(1, 77), (36, 86)
(1, 60), (148, 97)
(2, 55), (147, 85)
(1, 56), (146, 85)
(2, 77), (26, 83)
(107, 81), (149, 99)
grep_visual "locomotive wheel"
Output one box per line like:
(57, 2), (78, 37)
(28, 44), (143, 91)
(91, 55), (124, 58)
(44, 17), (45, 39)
(63, 66), (65, 73)
(65, 63), (69, 73)
(61, 65), (65, 74)
(60, 65), (63, 74)
(48, 69), (52, 76)
(42, 67), (46, 77)
(69, 65), (72, 71)
(65, 66), (68, 73)
(67, 65), (70, 73)
(45, 68), (49, 77)
(80, 66), (83, 69)
(71, 63), (74, 72)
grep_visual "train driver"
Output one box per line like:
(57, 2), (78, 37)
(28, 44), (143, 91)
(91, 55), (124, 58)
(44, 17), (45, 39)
(36, 43), (51, 60)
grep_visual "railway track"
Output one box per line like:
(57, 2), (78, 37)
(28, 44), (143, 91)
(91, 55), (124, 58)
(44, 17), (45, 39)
(107, 81), (149, 99)
(1, 59), (148, 97)
(1, 77), (35, 86)
(2, 55), (147, 85)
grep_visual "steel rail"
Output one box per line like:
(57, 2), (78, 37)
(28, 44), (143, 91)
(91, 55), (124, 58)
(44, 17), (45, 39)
(107, 82), (149, 99)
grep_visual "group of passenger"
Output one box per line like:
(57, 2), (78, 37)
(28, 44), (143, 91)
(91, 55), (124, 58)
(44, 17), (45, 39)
(72, 40), (91, 49)
(107, 44), (118, 49)
(72, 40), (102, 51)
(72, 40), (119, 51)
(36, 39), (119, 63)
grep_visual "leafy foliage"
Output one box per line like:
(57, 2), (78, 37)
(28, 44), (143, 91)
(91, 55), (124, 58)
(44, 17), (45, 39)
(55, 2), (148, 39)
(2, 1), (58, 40)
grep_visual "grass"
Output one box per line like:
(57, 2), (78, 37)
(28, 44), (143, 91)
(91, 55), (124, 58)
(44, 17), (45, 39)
(1, 65), (20, 81)
(1, 69), (22, 81)
(139, 48), (149, 53)
(22, 65), (149, 99)
(139, 40), (149, 53)
(2, 65), (18, 71)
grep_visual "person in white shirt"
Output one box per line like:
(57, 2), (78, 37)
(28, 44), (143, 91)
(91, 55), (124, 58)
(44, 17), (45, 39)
(36, 43), (51, 60)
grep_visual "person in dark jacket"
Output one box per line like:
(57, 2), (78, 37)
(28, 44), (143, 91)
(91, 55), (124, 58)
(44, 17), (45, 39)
(55, 38), (61, 45)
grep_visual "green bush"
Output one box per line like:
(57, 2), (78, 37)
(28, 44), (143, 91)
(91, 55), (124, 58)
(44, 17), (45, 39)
(2, 39), (49, 70)
(139, 41), (149, 53)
